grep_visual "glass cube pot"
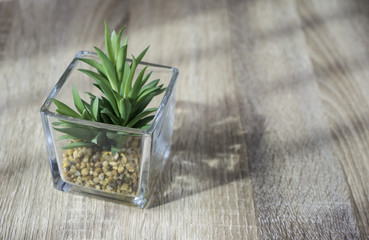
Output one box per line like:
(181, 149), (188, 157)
(40, 51), (178, 208)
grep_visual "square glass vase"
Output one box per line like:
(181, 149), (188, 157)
(40, 51), (178, 208)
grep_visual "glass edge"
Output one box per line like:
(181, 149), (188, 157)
(40, 109), (148, 135)
(146, 66), (179, 133)
(40, 50), (179, 135)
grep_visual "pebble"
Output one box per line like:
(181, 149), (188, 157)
(121, 153), (128, 163)
(109, 161), (117, 167)
(92, 154), (100, 162)
(126, 163), (136, 173)
(121, 183), (129, 191)
(73, 150), (78, 159)
(81, 168), (89, 176)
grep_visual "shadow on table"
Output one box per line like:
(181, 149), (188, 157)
(147, 97), (265, 208)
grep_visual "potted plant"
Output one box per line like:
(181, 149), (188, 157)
(40, 22), (179, 208)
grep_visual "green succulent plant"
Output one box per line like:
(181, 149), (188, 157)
(51, 21), (165, 153)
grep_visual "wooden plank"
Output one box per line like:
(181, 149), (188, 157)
(297, 0), (369, 237)
(227, 0), (361, 238)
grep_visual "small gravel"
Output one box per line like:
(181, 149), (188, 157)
(61, 138), (141, 195)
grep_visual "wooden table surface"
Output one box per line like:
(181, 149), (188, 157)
(1, 0), (369, 239)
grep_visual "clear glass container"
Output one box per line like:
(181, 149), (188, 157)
(40, 51), (178, 208)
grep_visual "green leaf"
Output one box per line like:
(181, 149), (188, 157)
(91, 131), (105, 144)
(92, 97), (100, 121)
(82, 100), (93, 115)
(113, 89), (122, 103)
(101, 112), (112, 124)
(62, 141), (95, 150)
(78, 58), (105, 77)
(118, 98), (131, 121)
(124, 46), (149, 97)
(101, 108), (121, 125)
(116, 45), (127, 82)
(131, 89), (164, 116)
(133, 115), (155, 128)
(87, 93), (95, 103)
(128, 66), (148, 100)
(82, 109), (93, 120)
(94, 47), (119, 92)
(137, 85), (164, 103)
(139, 79), (160, 94)
(78, 69), (110, 86)
(104, 20), (115, 64)
(72, 86), (85, 114)
(118, 98), (125, 120)
(111, 30), (118, 59)
(120, 61), (131, 95)
(124, 99), (132, 120)
(101, 96), (115, 116)
(53, 126), (97, 141)
(123, 46), (149, 97)
(57, 134), (75, 141)
(139, 71), (153, 88)
(124, 56), (137, 97)
(139, 124), (150, 130)
(117, 26), (126, 46)
(51, 98), (81, 119)
(106, 131), (125, 138)
(106, 131), (129, 148)
(78, 69), (119, 116)
(127, 108), (157, 127)
(136, 46), (149, 64)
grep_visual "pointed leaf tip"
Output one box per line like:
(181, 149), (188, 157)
(104, 21), (115, 64)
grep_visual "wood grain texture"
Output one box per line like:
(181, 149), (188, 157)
(297, 0), (369, 237)
(228, 0), (360, 238)
(0, 0), (369, 239)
